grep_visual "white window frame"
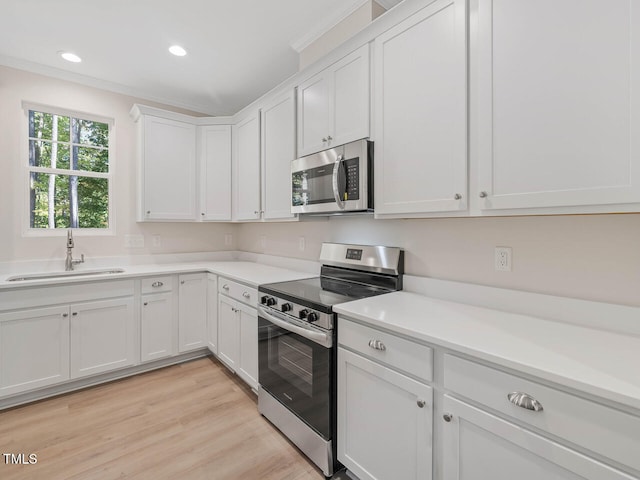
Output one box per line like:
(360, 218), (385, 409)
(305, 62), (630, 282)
(22, 101), (115, 237)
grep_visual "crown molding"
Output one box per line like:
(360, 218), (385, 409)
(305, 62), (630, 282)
(289, 0), (370, 53)
(375, 0), (404, 10)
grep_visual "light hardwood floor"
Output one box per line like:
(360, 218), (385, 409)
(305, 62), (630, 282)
(0, 357), (325, 480)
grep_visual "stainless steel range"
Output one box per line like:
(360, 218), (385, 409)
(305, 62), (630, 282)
(257, 243), (404, 477)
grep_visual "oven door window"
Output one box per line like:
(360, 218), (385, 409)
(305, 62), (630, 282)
(258, 317), (331, 439)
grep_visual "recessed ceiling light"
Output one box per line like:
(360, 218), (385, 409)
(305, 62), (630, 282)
(169, 45), (187, 57)
(59, 51), (82, 63)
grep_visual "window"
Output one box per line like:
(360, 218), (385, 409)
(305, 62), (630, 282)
(26, 105), (112, 230)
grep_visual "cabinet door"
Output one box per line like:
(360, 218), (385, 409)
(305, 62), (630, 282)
(198, 124), (232, 221)
(297, 72), (331, 156)
(236, 303), (258, 390)
(178, 273), (207, 352)
(475, 0), (640, 212)
(141, 115), (196, 221)
(331, 44), (370, 149)
(261, 90), (297, 220)
(141, 292), (174, 362)
(70, 298), (136, 378)
(0, 306), (70, 397)
(217, 295), (239, 370)
(442, 395), (635, 480)
(207, 274), (218, 355)
(337, 348), (433, 480)
(233, 111), (262, 221)
(374, 0), (467, 216)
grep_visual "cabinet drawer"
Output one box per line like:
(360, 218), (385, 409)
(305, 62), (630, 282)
(218, 277), (257, 307)
(339, 318), (433, 382)
(443, 354), (640, 472)
(141, 276), (173, 294)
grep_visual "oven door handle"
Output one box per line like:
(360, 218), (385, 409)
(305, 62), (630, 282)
(332, 155), (346, 210)
(258, 306), (333, 348)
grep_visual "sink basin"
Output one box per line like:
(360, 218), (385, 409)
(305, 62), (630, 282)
(6, 268), (125, 282)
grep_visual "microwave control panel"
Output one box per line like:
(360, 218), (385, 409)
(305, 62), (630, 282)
(344, 157), (360, 201)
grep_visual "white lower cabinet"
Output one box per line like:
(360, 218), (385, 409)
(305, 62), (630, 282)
(0, 306), (70, 397)
(441, 395), (634, 480)
(337, 348), (433, 480)
(70, 298), (136, 378)
(141, 292), (174, 362)
(217, 294), (239, 370)
(206, 274), (218, 354)
(236, 302), (258, 389)
(178, 273), (207, 352)
(216, 277), (259, 390)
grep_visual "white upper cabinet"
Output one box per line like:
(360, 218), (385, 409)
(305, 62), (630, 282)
(297, 44), (370, 156)
(198, 124), (232, 221)
(261, 89), (297, 221)
(474, 0), (640, 213)
(233, 110), (262, 221)
(138, 115), (197, 221)
(373, 0), (468, 216)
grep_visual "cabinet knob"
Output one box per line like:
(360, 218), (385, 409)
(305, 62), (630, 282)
(327, 135), (333, 141)
(242, 292), (250, 298)
(443, 413), (453, 422)
(143, 302), (148, 306)
(479, 191), (488, 198)
(417, 399), (426, 408)
(454, 193), (462, 200)
(201, 212), (205, 216)
(368, 339), (386, 351)
(72, 312), (78, 316)
(151, 281), (163, 288)
(146, 210), (151, 214)
(507, 392), (544, 412)
(181, 280), (185, 285)
(223, 284), (229, 290)
(322, 137), (328, 143)
(62, 313), (69, 318)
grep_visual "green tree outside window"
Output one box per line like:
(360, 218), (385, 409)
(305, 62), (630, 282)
(28, 109), (111, 229)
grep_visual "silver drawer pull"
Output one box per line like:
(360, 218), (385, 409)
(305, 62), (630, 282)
(242, 292), (250, 298)
(507, 392), (544, 412)
(151, 281), (163, 288)
(368, 339), (386, 351)
(223, 284), (230, 290)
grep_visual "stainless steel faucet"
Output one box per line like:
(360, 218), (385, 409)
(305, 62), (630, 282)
(65, 229), (85, 271)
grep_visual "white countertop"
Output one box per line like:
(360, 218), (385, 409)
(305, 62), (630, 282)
(334, 291), (640, 411)
(0, 261), (315, 290)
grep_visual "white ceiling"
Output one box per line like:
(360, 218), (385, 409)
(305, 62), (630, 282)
(0, 0), (385, 115)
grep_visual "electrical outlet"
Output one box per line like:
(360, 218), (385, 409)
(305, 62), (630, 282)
(495, 246), (512, 272)
(224, 233), (233, 246)
(299, 236), (305, 251)
(125, 234), (144, 248)
(152, 234), (161, 248)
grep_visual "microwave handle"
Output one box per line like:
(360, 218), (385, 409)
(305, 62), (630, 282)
(332, 155), (346, 209)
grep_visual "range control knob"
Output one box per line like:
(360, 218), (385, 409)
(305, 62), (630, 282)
(261, 295), (276, 306)
(299, 309), (309, 319)
(307, 312), (319, 323)
(281, 303), (293, 312)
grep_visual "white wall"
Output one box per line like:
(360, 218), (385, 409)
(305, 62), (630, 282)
(0, 66), (237, 265)
(238, 214), (640, 307)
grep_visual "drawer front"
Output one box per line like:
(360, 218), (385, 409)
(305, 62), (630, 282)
(443, 354), (640, 472)
(141, 276), (173, 294)
(218, 277), (257, 307)
(339, 318), (433, 382)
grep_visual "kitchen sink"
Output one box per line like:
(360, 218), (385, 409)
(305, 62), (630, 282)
(6, 268), (125, 282)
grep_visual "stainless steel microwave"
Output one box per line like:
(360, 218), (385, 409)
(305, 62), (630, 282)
(291, 139), (373, 214)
